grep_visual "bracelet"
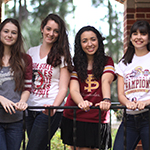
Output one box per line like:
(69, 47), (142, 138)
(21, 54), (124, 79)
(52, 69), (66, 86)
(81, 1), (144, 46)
(102, 98), (111, 101)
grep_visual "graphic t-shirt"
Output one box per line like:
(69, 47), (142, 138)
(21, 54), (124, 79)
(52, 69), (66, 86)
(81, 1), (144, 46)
(63, 56), (116, 123)
(116, 52), (150, 114)
(27, 45), (66, 111)
(0, 54), (32, 123)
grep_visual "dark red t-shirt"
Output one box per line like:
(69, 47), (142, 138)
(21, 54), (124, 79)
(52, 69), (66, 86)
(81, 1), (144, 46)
(63, 56), (116, 123)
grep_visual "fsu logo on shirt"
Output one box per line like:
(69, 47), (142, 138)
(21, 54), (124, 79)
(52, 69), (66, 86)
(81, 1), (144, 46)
(85, 74), (99, 92)
(32, 70), (44, 89)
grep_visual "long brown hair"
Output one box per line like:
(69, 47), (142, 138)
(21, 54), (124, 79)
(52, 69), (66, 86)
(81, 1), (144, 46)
(74, 25), (108, 81)
(41, 13), (73, 72)
(0, 18), (26, 91)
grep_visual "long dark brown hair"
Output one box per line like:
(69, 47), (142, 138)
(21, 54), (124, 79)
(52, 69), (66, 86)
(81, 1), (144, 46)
(74, 25), (108, 81)
(121, 20), (150, 65)
(0, 18), (26, 91)
(41, 13), (73, 72)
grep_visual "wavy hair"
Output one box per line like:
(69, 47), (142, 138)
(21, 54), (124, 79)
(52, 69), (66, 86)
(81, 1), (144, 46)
(41, 13), (73, 72)
(74, 25), (108, 81)
(121, 20), (150, 65)
(0, 18), (26, 91)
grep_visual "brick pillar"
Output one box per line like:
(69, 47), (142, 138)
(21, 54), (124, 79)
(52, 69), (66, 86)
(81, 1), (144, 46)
(123, 0), (150, 52)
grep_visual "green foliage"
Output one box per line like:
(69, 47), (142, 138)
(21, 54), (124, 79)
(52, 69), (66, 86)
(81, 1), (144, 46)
(92, 0), (104, 7)
(5, 0), (75, 48)
(5, 0), (75, 23)
(91, 0), (124, 102)
(114, 108), (123, 121)
(21, 18), (42, 51)
(30, 0), (59, 21)
(111, 128), (118, 147)
(51, 129), (71, 150)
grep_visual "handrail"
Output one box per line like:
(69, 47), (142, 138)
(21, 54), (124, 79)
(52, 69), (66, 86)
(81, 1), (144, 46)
(0, 104), (150, 150)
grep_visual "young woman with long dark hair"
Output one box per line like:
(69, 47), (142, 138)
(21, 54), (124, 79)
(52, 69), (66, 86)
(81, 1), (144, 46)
(26, 13), (73, 150)
(0, 18), (32, 150)
(61, 26), (116, 150)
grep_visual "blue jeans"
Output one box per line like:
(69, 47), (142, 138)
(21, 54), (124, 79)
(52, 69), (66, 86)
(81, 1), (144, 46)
(0, 120), (23, 150)
(113, 111), (149, 150)
(26, 110), (62, 150)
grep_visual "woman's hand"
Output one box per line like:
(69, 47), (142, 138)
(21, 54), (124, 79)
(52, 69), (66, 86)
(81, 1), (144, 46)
(95, 100), (111, 111)
(42, 104), (56, 116)
(125, 101), (136, 110)
(78, 100), (93, 112)
(0, 97), (17, 114)
(135, 101), (146, 110)
(16, 101), (28, 111)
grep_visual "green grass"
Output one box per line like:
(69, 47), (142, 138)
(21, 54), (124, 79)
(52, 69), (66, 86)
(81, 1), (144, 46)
(51, 129), (71, 150)
(111, 128), (118, 148)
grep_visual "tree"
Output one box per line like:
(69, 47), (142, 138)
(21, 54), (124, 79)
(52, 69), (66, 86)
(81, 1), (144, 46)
(30, 0), (75, 21)
(5, 0), (75, 23)
(5, 0), (75, 49)
(92, 0), (123, 102)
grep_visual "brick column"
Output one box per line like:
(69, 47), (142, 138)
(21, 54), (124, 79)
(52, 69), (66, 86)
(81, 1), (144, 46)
(123, 0), (150, 51)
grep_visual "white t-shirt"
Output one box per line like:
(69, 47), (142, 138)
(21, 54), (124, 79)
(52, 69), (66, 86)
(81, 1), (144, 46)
(27, 45), (66, 111)
(116, 52), (150, 114)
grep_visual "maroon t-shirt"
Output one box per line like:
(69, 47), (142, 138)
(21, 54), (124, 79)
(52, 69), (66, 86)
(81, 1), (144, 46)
(63, 56), (116, 123)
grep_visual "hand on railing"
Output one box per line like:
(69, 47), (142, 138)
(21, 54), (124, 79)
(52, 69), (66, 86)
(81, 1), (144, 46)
(42, 104), (56, 116)
(78, 100), (93, 112)
(0, 96), (17, 114)
(16, 101), (28, 111)
(125, 101), (137, 110)
(95, 100), (111, 111)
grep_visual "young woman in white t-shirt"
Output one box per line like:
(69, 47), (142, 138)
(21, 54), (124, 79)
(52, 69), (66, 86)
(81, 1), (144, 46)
(114, 20), (150, 150)
(26, 13), (73, 150)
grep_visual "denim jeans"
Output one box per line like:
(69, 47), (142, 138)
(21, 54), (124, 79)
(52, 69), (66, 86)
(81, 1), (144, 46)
(0, 120), (23, 150)
(113, 111), (149, 150)
(26, 110), (62, 150)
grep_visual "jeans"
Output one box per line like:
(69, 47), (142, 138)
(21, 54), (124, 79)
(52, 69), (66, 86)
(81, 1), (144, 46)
(26, 110), (63, 150)
(113, 111), (149, 150)
(0, 120), (23, 150)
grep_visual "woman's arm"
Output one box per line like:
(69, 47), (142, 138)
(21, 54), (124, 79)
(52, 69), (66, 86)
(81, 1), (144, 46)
(53, 67), (71, 107)
(16, 90), (30, 111)
(117, 75), (136, 110)
(101, 72), (114, 99)
(43, 67), (71, 116)
(70, 79), (92, 112)
(16, 54), (32, 111)
(95, 72), (114, 111)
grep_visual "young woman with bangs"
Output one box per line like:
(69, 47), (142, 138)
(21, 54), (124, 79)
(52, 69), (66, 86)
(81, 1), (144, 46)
(114, 20), (150, 150)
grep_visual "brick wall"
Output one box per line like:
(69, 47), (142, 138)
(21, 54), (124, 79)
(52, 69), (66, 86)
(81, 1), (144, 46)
(123, 0), (150, 51)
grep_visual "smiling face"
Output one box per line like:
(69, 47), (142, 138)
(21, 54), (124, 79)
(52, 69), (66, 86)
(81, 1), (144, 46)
(80, 31), (98, 57)
(0, 22), (18, 47)
(41, 19), (59, 46)
(131, 29), (149, 51)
